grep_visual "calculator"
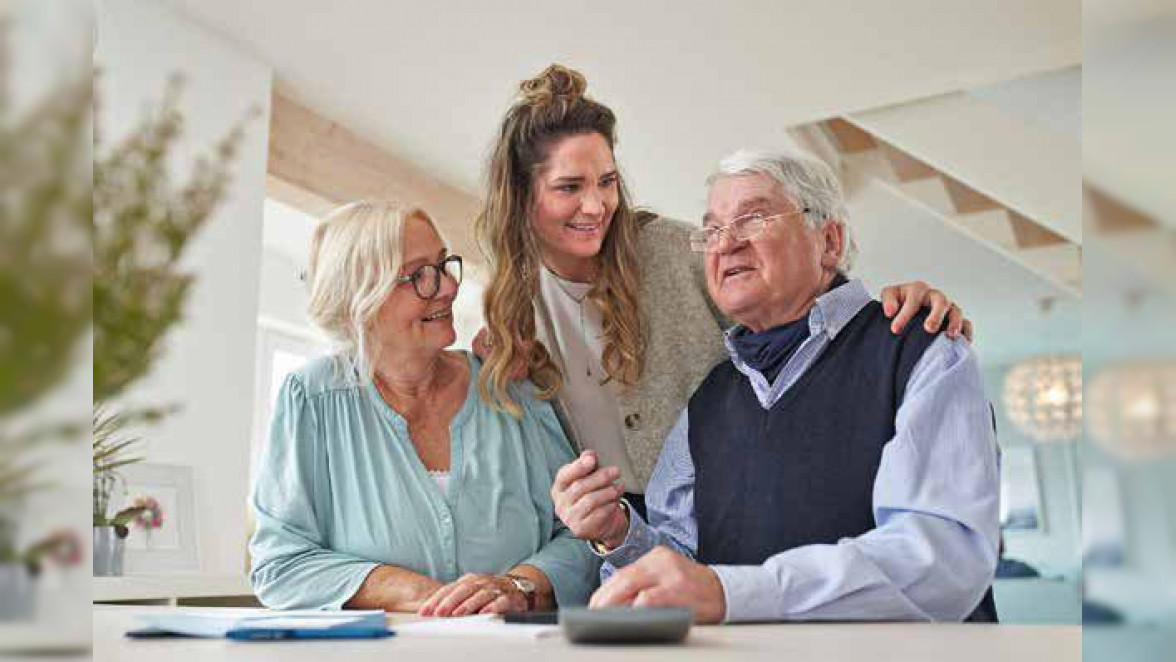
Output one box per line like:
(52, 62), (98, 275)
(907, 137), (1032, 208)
(559, 607), (692, 644)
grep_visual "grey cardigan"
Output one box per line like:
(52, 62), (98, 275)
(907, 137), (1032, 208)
(536, 215), (730, 489)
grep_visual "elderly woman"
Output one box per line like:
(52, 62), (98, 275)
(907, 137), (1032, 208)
(249, 200), (598, 615)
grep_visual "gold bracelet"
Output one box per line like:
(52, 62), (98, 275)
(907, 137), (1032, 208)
(590, 500), (630, 554)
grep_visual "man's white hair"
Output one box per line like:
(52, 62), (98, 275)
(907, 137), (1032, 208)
(707, 149), (858, 271)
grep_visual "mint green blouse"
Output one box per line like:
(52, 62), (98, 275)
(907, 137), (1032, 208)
(249, 351), (600, 610)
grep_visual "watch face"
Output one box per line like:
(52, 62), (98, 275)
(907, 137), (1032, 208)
(506, 575), (537, 610)
(510, 575), (537, 593)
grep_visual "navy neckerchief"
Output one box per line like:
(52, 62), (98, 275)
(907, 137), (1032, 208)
(730, 272), (848, 382)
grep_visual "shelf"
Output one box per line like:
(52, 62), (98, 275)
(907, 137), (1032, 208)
(93, 573), (252, 602)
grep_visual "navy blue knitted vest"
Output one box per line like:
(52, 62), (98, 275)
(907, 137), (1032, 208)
(689, 301), (997, 622)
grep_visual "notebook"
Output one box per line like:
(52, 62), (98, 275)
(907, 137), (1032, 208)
(129, 609), (390, 640)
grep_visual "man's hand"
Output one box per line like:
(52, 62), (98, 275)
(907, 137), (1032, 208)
(589, 547), (727, 624)
(551, 451), (629, 549)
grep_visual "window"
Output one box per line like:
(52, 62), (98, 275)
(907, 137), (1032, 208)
(250, 320), (325, 476)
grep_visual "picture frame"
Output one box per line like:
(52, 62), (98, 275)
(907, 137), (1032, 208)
(113, 463), (200, 573)
(999, 445), (1046, 533)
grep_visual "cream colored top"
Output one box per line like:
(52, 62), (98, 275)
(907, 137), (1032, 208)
(427, 470), (451, 495)
(536, 267), (641, 493)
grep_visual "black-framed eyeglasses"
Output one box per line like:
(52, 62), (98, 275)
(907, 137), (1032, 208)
(689, 209), (812, 253)
(396, 254), (463, 299)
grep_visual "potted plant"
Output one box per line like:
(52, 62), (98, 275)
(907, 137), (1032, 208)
(0, 526), (82, 620)
(0, 518), (34, 621)
(0, 34), (92, 621)
(91, 407), (152, 577)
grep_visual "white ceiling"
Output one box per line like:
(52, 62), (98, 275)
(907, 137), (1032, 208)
(969, 66), (1081, 142)
(1084, 0), (1176, 31)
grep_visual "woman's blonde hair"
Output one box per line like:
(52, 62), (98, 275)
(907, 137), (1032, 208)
(306, 199), (443, 383)
(476, 64), (647, 416)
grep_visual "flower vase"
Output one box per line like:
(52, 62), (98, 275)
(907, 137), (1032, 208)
(0, 562), (34, 621)
(92, 526), (124, 577)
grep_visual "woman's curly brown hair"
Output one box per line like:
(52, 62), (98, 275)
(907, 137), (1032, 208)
(476, 64), (647, 416)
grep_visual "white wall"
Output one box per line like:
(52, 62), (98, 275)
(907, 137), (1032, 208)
(258, 251), (315, 332)
(96, 0), (272, 577)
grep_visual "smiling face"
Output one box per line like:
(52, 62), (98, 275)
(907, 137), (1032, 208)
(704, 173), (844, 332)
(372, 215), (459, 356)
(530, 132), (619, 281)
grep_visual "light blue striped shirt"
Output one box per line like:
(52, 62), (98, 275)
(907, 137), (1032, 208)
(597, 278), (1000, 622)
(250, 351), (600, 610)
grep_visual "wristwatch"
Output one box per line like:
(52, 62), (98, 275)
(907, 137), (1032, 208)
(505, 574), (537, 611)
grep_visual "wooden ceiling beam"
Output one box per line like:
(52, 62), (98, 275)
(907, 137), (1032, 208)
(266, 87), (484, 269)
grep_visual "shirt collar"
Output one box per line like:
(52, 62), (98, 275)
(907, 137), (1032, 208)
(723, 276), (872, 357)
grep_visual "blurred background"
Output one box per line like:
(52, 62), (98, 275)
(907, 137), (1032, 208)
(0, 1), (1172, 658)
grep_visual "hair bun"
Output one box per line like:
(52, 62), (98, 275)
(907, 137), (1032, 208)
(518, 64), (588, 106)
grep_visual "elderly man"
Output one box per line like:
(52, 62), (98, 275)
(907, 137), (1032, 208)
(551, 149), (999, 623)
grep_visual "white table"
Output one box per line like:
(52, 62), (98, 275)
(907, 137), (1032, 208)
(94, 605), (1080, 662)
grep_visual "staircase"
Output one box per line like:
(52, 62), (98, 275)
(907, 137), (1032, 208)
(791, 118), (1082, 297)
(1085, 185), (1176, 293)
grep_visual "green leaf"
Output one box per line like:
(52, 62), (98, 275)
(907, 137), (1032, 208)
(94, 456), (145, 475)
(94, 438), (142, 464)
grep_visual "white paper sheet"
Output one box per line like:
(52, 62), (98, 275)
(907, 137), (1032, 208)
(394, 614), (559, 639)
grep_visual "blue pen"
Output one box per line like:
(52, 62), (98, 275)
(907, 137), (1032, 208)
(226, 627), (393, 641)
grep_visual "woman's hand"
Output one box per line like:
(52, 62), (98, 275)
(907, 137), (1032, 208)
(472, 328), (530, 380)
(880, 280), (973, 341)
(471, 327), (494, 360)
(344, 565), (443, 613)
(417, 573), (529, 617)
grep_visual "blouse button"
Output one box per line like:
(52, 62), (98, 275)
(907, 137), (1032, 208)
(624, 413), (642, 430)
